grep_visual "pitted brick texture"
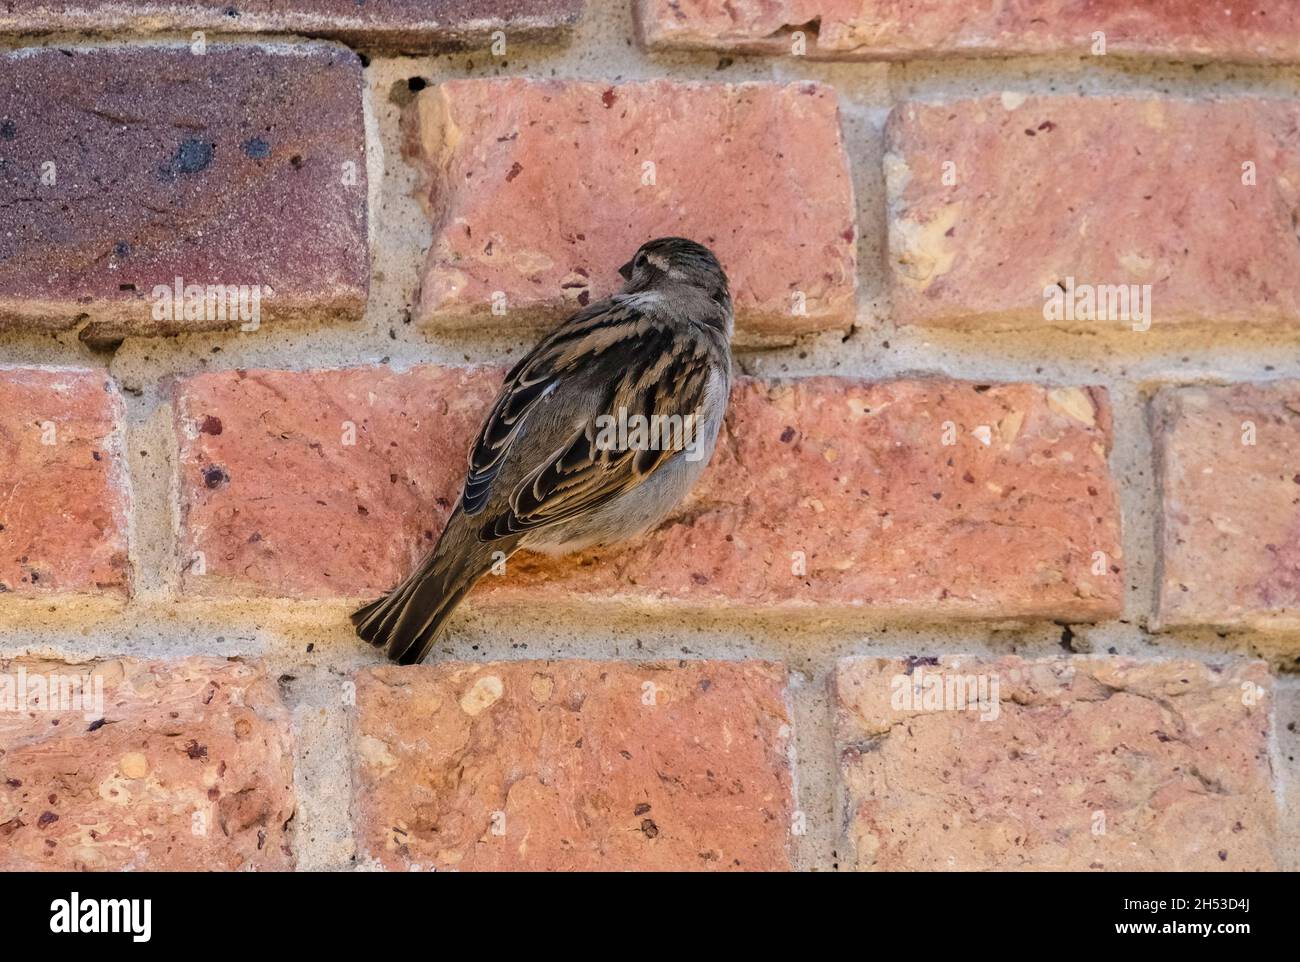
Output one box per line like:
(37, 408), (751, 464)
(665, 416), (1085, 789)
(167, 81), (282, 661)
(637, 0), (1300, 62)
(1153, 382), (1300, 631)
(0, 368), (130, 600)
(885, 96), (1300, 333)
(0, 657), (295, 871)
(174, 365), (502, 598)
(353, 660), (794, 870)
(835, 656), (1279, 871)
(403, 78), (857, 339)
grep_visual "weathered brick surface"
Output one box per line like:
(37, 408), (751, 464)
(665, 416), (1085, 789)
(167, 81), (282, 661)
(886, 96), (1300, 332)
(835, 656), (1279, 871)
(174, 365), (501, 597)
(637, 0), (1300, 62)
(353, 660), (793, 870)
(175, 366), (1122, 622)
(0, 1), (583, 51)
(0, 44), (368, 337)
(636, 0), (823, 54)
(403, 78), (857, 338)
(1153, 382), (1300, 631)
(0, 368), (130, 599)
(0, 657), (295, 870)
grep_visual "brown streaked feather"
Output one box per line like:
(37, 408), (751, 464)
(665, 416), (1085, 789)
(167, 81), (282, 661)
(462, 300), (645, 513)
(465, 298), (718, 539)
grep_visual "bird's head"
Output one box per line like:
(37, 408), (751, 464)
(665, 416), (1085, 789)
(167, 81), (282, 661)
(618, 237), (732, 318)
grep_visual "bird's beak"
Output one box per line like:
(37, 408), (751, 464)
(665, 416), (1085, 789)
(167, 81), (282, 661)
(618, 259), (634, 281)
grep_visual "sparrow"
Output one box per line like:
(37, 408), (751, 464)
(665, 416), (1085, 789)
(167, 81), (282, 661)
(353, 237), (734, 664)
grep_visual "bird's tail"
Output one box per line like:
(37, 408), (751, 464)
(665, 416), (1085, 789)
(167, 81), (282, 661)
(351, 514), (515, 665)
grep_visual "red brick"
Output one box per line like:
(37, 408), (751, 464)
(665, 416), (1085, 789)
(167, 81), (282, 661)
(637, 0), (1300, 62)
(886, 96), (1300, 332)
(0, 656), (295, 871)
(0, 43), (368, 338)
(175, 366), (1122, 622)
(1153, 382), (1300, 631)
(0, 368), (130, 600)
(1, 1), (583, 51)
(835, 656), (1279, 871)
(174, 365), (501, 598)
(403, 78), (857, 339)
(353, 660), (794, 870)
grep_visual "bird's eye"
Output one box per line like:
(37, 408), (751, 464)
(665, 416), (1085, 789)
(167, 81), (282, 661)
(634, 253), (648, 269)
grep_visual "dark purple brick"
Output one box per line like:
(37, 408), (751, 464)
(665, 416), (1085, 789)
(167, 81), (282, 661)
(0, 43), (368, 338)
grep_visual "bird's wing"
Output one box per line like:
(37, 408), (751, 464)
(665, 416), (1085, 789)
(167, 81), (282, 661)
(461, 297), (719, 538)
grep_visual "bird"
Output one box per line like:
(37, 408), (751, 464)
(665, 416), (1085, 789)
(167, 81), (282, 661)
(352, 237), (734, 665)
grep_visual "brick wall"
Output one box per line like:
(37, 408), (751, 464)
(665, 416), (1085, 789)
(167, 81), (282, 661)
(0, 2), (1297, 871)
